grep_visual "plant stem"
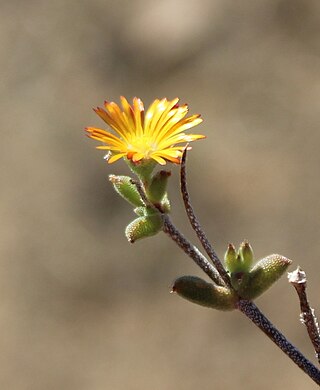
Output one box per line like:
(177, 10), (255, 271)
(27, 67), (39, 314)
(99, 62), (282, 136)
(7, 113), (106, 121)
(288, 267), (320, 363)
(163, 215), (223, 286)
(180, 149), (231, 287)
(238, 299), (320, 385)
(163, 215), (320, 386)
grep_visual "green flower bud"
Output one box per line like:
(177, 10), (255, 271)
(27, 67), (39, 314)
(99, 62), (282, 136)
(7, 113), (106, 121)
(238, 240), (254, 272)
(171, 276), (237, 311)
(224, 243), (241, 273)
(146, 170), (171, 204)
(225, 241), (254, 275)
(237, 254), (292, 300)
(109, 175), (144, 207)
(125, 214), (163, 243)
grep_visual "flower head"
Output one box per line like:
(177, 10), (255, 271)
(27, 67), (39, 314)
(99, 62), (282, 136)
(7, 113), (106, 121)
(86, 97), (205, 165)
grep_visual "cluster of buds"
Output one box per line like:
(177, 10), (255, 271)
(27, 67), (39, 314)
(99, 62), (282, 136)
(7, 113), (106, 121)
(172, 241), (292, 309)
(109, 160), (170, 243)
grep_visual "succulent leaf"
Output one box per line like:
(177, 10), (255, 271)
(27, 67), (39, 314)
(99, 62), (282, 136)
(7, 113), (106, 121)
(236, 254), (292, 300)
(125, 214), (163, 243)
(146, 170), (171, 204)
(109, 175), (144, 207)
(172, 276), (237, 311)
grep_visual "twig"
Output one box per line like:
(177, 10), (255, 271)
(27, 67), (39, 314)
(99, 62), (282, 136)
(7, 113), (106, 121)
(130, 179), (149, 206)
(238, 299), (320, 385)
(131, 178), (223, 286)
(288, 267), (320, 363)
(180, 148), (231, 287)
(163, 215), (224, 286)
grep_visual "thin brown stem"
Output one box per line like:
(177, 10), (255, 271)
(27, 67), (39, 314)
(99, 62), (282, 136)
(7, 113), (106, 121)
(288, 267), (320, 363)
(131, 178), (223, 286)
(132, 159), (320, 385)
(180, 148), (231, 288)
(130, 179), (149, 206)
(163, 215), (223, 286)
(238, 300), (320, 385)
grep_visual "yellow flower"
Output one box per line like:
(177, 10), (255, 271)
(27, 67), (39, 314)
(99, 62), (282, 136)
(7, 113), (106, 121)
(86, 97), (205, 165)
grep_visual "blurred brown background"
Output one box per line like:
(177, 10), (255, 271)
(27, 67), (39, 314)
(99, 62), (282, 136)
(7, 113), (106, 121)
(2, 0), (320, 388)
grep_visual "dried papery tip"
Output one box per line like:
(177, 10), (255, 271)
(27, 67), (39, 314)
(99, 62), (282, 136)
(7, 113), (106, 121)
(228, 243), (236, 250)
(104, 152), (112, 162)
(288, 266), (306, 285)
(108, 174), (118, 183)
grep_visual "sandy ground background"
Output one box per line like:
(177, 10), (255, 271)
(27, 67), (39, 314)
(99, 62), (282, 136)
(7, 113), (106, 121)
(2, 0), (320, 389)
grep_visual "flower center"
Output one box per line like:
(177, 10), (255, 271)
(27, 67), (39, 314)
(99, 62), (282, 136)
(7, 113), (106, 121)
(128, 135), (158, 157)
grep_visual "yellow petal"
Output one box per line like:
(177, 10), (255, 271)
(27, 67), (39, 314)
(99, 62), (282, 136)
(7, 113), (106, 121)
(108, 153), (126, 164)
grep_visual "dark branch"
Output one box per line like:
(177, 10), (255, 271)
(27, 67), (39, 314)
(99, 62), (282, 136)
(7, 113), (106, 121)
(163, 215), (224, 286)
(180, 148), (231, 287)
(131, 178), (223, 286)
(288, 267), (320, 363)
(238, 299), (320, 384)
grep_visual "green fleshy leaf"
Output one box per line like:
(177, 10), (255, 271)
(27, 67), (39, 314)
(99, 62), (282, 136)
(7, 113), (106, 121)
(172, 276), (237, 311)
(236, 254), (292, 300)
(134, 206), (147, 216)
(134, 206), (160, 217)
(230, 271), (251, 292)
(109, 175), (144, 207)
(125, 214), (163, 243)
(161, 193), (171, 213)
(146, 170), (171, 204)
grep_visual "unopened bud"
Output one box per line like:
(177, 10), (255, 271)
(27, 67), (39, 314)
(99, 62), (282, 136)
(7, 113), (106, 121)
(224, 243), (239, 273)
(238, 240), (254, 272)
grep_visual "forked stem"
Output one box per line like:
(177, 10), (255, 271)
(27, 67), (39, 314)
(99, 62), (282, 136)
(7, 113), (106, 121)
(132, 157), (320, 385)
(163, 214), (320, 385)
(161, 151), (320, 386)
(163, 215), (223, 286)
